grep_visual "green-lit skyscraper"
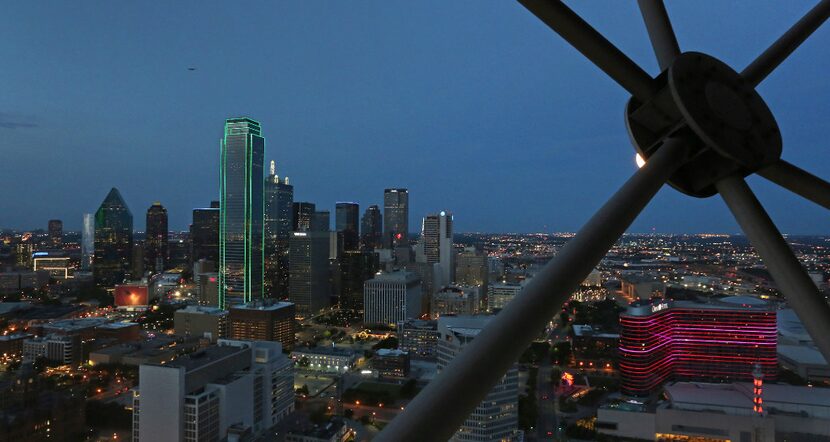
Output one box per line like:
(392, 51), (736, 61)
(219, 117), (265, 308)
(93, 188), (133, 286)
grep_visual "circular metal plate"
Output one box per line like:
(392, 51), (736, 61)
(669, 52), (781, 169)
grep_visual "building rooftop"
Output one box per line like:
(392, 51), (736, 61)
(376, 349), (408, 357)
(292, 346), (356, 357)
(368, 271), (420, 284)
(230, 301), (294, 312)
(96, 322), (139, 330)
(42, 317), (110, 331)
(665, 381), (830, 417)
(165, 345), (246, 372)
(0, 332), (32, 341)
(177, 305), (228, 316)
(625, 296), (772, 316)
(778, 344), (827, 365)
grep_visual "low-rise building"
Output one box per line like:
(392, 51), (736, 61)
(372, 349), (410, 378)
(487, 281), (524, 312)
(0, 332), (33, 357)
(229, 301), (296, 349)
(174, 305), (228, 342)
(22, 334), (82, 366)
(597, 382), (830, 441)
(290, 347), (356, 373)
(397, 319), (439, 361)
(363, 271), (422, 326)
(133, 340), (294, 441)
(431, 285), (480, 318)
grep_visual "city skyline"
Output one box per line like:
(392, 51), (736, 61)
(2, 2), (829, 234)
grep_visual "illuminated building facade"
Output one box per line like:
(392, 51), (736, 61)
(219, 117), (265, 308)
(619, 297), (777, 396)
(93, 187), (133, 286)
(421, 211), (454, 287)
(144, 202), (168, 273)
(81, 213), (94, 271)
(383, 188), (408, 248)
(228, 301), (296, 350)
(292, 202), (315, 232)
(264, 161), (293, 298)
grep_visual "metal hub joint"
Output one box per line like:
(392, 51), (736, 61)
(626, 52), (782, 197)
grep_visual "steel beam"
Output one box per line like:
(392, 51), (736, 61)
(377, 139), (689, 442)
(518, 0), (658, 102)
(716, 175), (830, 363)
(758, 160), (830, 211)
(637, 0), (681, 70)
(742, 0), (830, 86)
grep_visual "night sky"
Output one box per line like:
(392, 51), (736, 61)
(1, 1), (828, 233)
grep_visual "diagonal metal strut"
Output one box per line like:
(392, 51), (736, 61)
(742, 0), (830, 86)
(518, 0), (658, 102)
(716, 175), (830, 363)
(377, 139), (689, 441)
(637, 0), (681, 71)
(757, 160), (830, 211)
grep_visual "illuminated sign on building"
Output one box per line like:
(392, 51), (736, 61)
(114, 284), (149, 308)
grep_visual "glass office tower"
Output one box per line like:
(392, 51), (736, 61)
(383, 188), (409, 248)
(219, 117), (265, 308)
(93, 188), (133, 285)
(265, 160), (294, 298)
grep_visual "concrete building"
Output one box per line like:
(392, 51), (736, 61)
(196, 271), (220, 306)
(22, 334), (81, 366)
(397, 319), (439, 360)
(289, 231), (331, 317)
(431, 285), (481, 318)
(597, 381), (830, 441)
(290, 347), (356, 373)
(0, 333), (32, 357)
(363, 271), (422, 327)
(487, 281), (525, 312)
(372, 349), (410, 378)
(133, 339), (293, 442)
(229, 301), (296, 350)
(438, 316), (520, 442)
(619, 273), (666, 302)
(174, 306), (228, 342)
(420, 211), (454, 287)
(32, 255), (73, 280)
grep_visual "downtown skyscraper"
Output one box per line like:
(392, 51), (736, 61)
(335, 202), (359, 252)
(265, 160), (293, 298)
(219, 117), (265, 308)
(360, 204), (382, 250)
(144, 202), (168, 273)
(383, 188), (409, 248)
(422, 211), (454, 287)
(93, 187), (133, 286)
(48, 219), (62, 248)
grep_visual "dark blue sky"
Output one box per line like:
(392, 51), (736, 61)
(1, 1), (828, 233)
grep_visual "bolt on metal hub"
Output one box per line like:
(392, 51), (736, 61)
(626, 52), (782, 197)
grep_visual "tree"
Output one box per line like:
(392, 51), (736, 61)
(299, 356), (310, 368)
(372, 336), (398, 351)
